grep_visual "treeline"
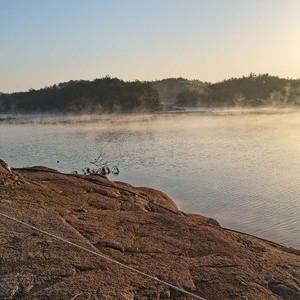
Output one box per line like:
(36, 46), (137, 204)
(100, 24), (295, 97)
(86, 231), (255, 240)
(162, 74), (300, 108)
(0, 77), (160, 114)
(151, 78), (208, 105)
(0, 74), (299, 114)
(207, 73), (300, 107)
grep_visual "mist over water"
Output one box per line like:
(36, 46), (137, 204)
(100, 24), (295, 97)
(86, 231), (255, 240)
(0, 110), (299, 249)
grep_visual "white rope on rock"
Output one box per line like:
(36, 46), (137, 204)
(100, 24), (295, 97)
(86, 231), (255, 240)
(70, 292), (91, 300)
(0, 211), (207, 300)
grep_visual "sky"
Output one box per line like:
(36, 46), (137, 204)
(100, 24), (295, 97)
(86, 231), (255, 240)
(0, 0), (300, 92)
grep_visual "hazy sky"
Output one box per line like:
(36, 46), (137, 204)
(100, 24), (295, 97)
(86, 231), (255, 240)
(1, 0), (300, 92)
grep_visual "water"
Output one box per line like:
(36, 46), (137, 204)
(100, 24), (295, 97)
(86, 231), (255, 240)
(0, 111), (299, 249)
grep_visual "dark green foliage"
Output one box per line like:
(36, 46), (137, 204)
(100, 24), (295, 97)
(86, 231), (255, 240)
(0, 77), (161, 114)
(152, 74), (300, 108)
(152, 77), (208, 105)
(175, 89), (208, 107)
(1, 74), (299, 113)
(208, 73), (300, 107)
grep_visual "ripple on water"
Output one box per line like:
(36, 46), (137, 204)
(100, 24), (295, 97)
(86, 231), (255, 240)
(0, 112), (299, 249)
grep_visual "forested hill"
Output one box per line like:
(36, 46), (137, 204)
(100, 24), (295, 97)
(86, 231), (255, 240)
(0, 74), (299, 114)
(156, 74), (300, 108)
(151, 78), (208, 105)
(208, 74), (300, 107)
(0, 77), (160, 114)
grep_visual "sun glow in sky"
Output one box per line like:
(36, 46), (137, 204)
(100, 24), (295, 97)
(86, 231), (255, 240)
(1, 0), (300, 92)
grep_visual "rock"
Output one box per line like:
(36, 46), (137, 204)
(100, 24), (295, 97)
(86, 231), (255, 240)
(0, 159), (11, 172)
(207, 217), (221, 227)
(268, 281), (300, 300)
(0, 159), (299, 300)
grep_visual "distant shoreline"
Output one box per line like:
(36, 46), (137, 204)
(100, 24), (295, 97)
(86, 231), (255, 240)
(1, 106), (299, 125)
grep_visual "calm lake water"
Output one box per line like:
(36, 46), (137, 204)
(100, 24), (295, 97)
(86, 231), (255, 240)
(0, 110), (299, 249)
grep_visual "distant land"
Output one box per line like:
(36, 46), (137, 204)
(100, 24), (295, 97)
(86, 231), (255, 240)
(0, 74), (299, 114)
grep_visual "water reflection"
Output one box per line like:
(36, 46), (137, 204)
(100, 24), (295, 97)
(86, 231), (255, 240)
(0, 112), (299, 248)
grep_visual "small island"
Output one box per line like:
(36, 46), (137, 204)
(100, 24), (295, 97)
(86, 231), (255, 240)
(0, 159), (299, 299)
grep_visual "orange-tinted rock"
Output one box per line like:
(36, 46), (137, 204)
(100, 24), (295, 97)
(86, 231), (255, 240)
(0, 161), (299, 300)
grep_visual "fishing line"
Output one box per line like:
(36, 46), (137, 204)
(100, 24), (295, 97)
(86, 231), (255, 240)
(0, 211), (206, 300)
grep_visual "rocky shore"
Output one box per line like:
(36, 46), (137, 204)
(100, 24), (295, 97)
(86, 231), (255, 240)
(0, 159), (299, 300)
